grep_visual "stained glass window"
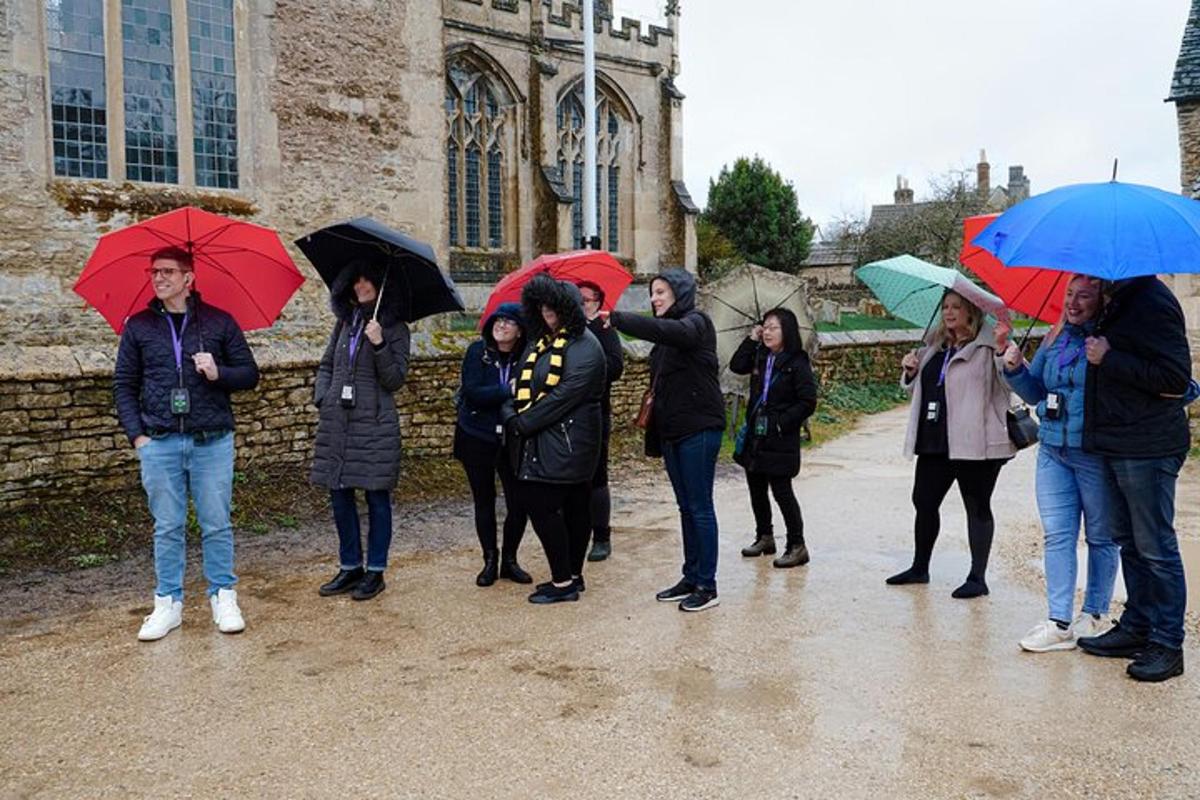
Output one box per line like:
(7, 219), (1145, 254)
(445, 63), (509, 251)
(465, 146), (481, 248)
(187, 0), (237, 188)
(557, 89), (627, 253)
(45, 0), (108, 179)
(122, 0), (178, 183)
(487, 149), (502, 249)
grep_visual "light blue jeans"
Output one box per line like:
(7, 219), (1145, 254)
(138, 432), (237, 601)
(1035, 445), (1120, 622)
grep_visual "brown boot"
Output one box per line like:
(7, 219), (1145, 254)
(741, 536), (776, 557)
(773, 542), (810, 568)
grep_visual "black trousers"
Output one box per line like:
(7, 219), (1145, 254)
(910, 454), (1005, 580)
(461, 456), (527, 558)
(745, 470), (804, 545)
(516, 480), (592, 583)
(590, 436), (612, 543)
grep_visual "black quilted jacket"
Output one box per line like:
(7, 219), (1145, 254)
(113, 294), (259, 443)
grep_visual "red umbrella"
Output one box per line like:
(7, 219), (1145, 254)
(961, 213), (1068, 324)
(479, 250), (632, 330)
(74, 206), (305, 334)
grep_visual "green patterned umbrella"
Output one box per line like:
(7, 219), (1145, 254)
(854, 254), (1006, 328)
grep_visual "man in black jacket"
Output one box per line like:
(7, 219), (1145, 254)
(113, 246), (260, 642)
(578, 281), (624, 562)
(1076, 276), (1192, 682)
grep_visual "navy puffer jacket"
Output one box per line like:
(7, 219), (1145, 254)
(310, 264), (411, 491)
(113, 294), (259, 443)
(456, 303), (526, 446)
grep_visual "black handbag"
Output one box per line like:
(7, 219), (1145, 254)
(1006, 405), (1040, 450)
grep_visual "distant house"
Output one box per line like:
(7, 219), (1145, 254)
(798, 239), (858, 287)
(867, 151), (1031, 231)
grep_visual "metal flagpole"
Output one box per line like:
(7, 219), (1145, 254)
(581, 0), (599, 250)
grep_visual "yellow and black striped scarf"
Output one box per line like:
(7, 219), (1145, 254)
(515, 330), (568, 413)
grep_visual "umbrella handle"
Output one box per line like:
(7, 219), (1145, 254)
(372, 271), (389, 322)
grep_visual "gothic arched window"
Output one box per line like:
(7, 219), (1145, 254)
(446, 61), (509, 250)
(556, 86), (629, 254)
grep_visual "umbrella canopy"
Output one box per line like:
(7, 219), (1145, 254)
(296, 217), (464, 323)
(697, 263), (818, 392)
(855, 255), (1006, 329)
(479, 250), (631, 329)
(961, 214), (1067, 324)
(74, 206), (305, 334)
(970, 181), (1200, 279)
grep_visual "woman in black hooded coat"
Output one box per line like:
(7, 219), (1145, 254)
(729, 307), (819, 568)
(501, 275), (607, 604)
(310, 260), (411, 601)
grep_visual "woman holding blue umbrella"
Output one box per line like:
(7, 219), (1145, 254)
(997, 275), (1119, 652)
(888, 289), (1016, 599)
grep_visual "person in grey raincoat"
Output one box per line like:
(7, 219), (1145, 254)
(310, 260), (411, 601)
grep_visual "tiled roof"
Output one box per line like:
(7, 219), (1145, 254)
(672, 180), (699, 214)
(1169, 0), (1200, 102)
(801, 240), (857, 267)
(867, 201), (933, 228)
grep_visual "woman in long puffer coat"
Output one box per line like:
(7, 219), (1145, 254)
(311, 260), (411, 602)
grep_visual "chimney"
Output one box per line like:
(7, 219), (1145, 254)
(894, 175), (914, 205)
(977, 148), (990, 198)
(1008, 165), (1030, 203)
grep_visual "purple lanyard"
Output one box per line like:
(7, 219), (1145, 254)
(166, 312), (189, 377)
(348, 311), (366, 364)
(1057, 339), (1084, 370)
(937, 347), (956, 387)
(762, 354), (776, 402)
(498, 360), (512, 387)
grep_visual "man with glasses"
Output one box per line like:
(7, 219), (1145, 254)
(577, 281), (624, 561)
(114, 246), (260, 641)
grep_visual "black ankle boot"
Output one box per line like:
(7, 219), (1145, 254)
(319, 567), (364, 596)
(773, 542), (809, 568)
(476, 551), (499, 587)
(741, 536), (776, 557)
(351, 571), (385, 601)
(499, 556), (533, 584)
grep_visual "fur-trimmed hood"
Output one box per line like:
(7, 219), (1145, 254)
(328, 260), (405, 327)
(520, 274), (587, 340)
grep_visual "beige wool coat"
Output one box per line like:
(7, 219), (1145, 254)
(901, 321), (1017, 461)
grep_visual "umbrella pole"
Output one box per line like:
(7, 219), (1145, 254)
(372, 271), (389, 322)
(1016, 276), (1060, 352)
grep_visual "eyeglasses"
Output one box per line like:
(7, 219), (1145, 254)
(493, 318), (519, 327)
(145, 267), (185, 278)
(761, 324), (783, 332)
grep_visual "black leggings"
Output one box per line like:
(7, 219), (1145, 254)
(745, 470), (804, 545)
(910, 455), (1005, 580)
(461, 457), (527, 558)
(516, 480), (592, 583)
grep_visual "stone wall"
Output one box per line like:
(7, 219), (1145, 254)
(0, 340), (656, 510)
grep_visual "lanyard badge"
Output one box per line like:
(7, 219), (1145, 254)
(166, 313), (191, 416)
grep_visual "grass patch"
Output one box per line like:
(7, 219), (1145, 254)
(816, 312), (918, 333)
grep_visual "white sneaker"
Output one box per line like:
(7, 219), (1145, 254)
(137, 595), (182, 641)
(210, 588), (246, 634)
(1068, 612), (1112, 640)
(1019, 619), (1076, 652)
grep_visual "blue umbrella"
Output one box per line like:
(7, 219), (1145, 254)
(971, 181), (1200, 279)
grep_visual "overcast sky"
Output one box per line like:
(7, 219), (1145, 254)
(615, 0), (1190, 236)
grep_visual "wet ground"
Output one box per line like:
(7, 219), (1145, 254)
(2, 407), (1199, 799)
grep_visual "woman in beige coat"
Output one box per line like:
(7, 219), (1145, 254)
(886, 290), (1015, 598)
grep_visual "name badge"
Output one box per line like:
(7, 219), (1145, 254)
(340, 384), (356, 408)
(925, 400), (941, 422)
(170, 387), (191, 416)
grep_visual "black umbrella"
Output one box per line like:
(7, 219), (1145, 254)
(296, 217), (465, 322)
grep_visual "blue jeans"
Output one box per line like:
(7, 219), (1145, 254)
(330, 488), (393, 572)
(1035, 445), (1120, 622)
(661, 428), (723, 592)
(1107, 454), (1188, 650)
(137, 432), (236, 601)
